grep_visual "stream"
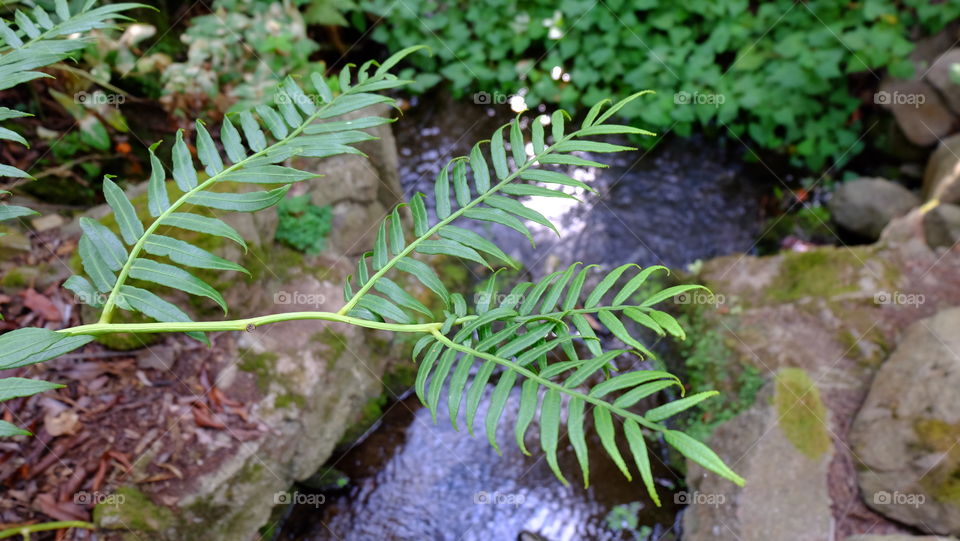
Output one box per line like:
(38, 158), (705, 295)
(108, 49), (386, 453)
(280, 92), (769, 541)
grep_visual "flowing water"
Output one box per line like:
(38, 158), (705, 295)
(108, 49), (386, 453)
(281, 93), (768, 541)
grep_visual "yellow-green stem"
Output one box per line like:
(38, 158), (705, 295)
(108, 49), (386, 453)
(0, 521), (94, 540)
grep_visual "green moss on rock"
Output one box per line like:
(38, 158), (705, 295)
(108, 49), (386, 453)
(94, 486), (174, 531)
(237, 349), (279, 393)
(774, 368), (830, 459)
(768, 249), (864, 302)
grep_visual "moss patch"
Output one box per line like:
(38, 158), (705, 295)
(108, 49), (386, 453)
(94, 486), (174, 531)
(310, 328), (347, 371)
(672, 309), (764, 442)
(915, 418), (960, 453)
(768, 248), (865, 302)
(774, 367), (830, 459)
(237, 349), (280, 393)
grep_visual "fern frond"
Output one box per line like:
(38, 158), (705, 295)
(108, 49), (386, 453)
(0, 1), (143, 435)
(337, 96), (742, 501)
(337, 93), (656, 321)
(63, 46), (425, 334)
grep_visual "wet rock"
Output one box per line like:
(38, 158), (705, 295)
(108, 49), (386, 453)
(684, 371), (833, 541)
(878, 78), (955, 146)
(851, 307), (960, 536)
(927, 49), (960, 115)
(924, 203), (960, 249)
(681, 208), (960, 540)
(923, 134), (960, 205)
(829, 177), (920, 239)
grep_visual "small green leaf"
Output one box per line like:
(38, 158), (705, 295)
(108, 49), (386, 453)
(357, 295), (412, 323)
(417, 239), (489, 268)
(613, 266), (669, 305)
(586, 264), (637, 308)
(187, 186), (290, 212)
(595, 407), (631, 480)
(427, 348), (457, 422)
(663, 429), (745, 486)
(540, 388), (567, 485)
(415, 342), (443, 404)
(239, 111), (267, 152)
(645, 391), (718, 422)
(447, 353), (475, 430)
(465, 361), (496, 436)
(0, 377), (63, 402)
(147, 148), (169, 217)
(452, 160), (470, 207)
(490, 126), (509, 179)
(164, 213), (247, 250)
(624, 419), (660, 506)
(470, 143), (490, 192)
(129, 258), (227, 313)
(598, 310), (655, 358)
(514, 378), (540, 455)
(568, 397), (590, 487)
(410, 193), (429, 236)
(438, 226), (515, 267)
(221, 116), (247, 163)
(463, 208), (534, 246)
(144, 235), (248, 275)
(255, 105), (288, 139)
(172, 130), (197, 192)
(102, 178), (143, 245)
(435, 164), (451, 219)
(195, 120), (224, 176)
(485, 369), (517, 454)
(78, 217), (126, 271)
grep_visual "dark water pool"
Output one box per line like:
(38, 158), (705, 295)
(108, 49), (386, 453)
(280, 92), (768, 541)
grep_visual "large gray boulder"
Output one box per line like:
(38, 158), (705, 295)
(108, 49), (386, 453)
(680, 208), (960, 540)
(923, 134), (960, 205)
(829, 177), (920, 239)
(684, 370), (833, 541)
(878, 78), (955, 147)
(851, 307), (960, 536)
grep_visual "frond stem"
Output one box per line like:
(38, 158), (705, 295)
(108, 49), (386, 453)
(64, 313), (443, 336)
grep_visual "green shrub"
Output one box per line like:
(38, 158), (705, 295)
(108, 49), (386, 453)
(275, 194), (333, 254)
(358, 0), (960, 170)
